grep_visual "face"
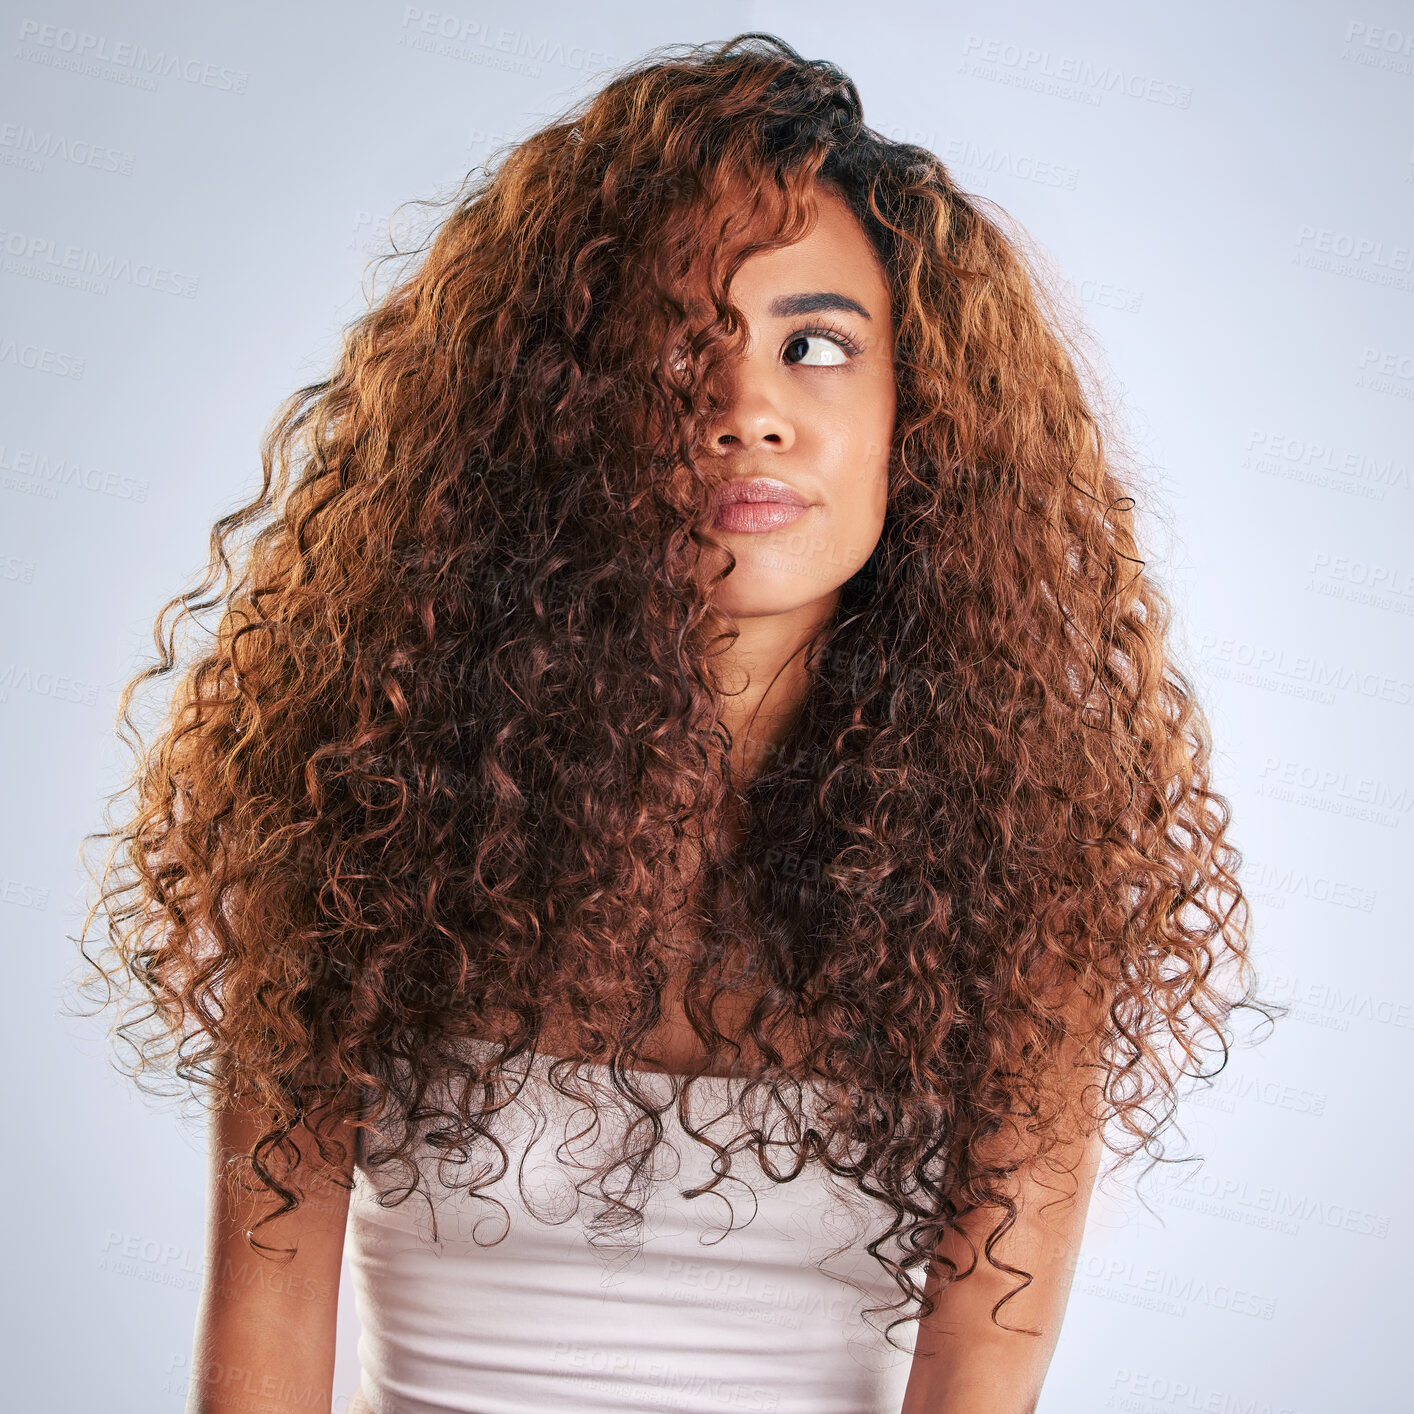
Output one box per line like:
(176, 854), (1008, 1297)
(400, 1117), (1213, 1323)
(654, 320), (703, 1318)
(693, 181), (896, 623)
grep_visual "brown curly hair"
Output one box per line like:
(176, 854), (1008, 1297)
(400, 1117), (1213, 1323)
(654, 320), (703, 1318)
(70, 32), (1283, 1350)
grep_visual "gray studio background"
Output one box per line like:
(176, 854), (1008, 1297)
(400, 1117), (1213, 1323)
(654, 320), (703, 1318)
(4, 2), (1410, 1410)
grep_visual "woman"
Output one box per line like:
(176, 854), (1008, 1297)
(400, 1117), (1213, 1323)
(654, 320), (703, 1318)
(74, 32), (1281, 1414)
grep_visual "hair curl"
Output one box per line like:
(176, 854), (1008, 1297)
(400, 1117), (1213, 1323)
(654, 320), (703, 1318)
(70, 32), (1284, 1350)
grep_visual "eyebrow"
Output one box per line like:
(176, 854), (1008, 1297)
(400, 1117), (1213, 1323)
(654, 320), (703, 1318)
(767, 291), (873, 321)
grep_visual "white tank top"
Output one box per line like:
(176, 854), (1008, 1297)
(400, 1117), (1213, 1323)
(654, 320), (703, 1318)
(345, 1043), (921, 1413)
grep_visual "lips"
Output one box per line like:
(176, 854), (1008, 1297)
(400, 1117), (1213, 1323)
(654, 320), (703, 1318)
(715, 476), (810, 509)
(710, 476), (814, 534)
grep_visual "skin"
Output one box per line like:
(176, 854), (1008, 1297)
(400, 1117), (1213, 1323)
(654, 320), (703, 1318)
(691, 178), (897, 785)
(897, 1002), (1107, 1414)
(186, 1097), (356, 1414)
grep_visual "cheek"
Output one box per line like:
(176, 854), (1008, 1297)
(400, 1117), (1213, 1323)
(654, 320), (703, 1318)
(806, 426), (888, 530)
(851, 409), (893, 506)
(852, 404), (893, 552)
(852, 370), (895, 461)
(820, 432), (889, 570)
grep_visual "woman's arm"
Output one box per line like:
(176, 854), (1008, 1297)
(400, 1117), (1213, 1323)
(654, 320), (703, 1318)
(899, 1122), (1103, 1414)
(902, 981), (1111, 1414)
(185, 1096), (357, 1414)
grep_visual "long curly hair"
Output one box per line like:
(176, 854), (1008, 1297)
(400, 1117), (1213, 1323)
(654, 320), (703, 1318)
(71, 32), (1283, 1349)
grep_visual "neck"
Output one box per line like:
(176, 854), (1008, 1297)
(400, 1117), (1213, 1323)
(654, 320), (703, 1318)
(710, 591), (837, 785)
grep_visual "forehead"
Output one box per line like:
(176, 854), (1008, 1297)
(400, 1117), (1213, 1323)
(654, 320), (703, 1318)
(698, 178), (892, 318)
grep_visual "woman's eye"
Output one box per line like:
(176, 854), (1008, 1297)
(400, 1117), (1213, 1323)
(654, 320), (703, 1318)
(783, 331), (853, 367)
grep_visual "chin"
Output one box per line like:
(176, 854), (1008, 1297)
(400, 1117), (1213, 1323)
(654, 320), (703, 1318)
(709, 568), (844, 620)
(698, 524), (870, 620)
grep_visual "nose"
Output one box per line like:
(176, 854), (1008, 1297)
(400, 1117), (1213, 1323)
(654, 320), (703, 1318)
(709, 368), (796, 454)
